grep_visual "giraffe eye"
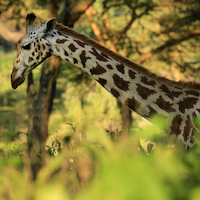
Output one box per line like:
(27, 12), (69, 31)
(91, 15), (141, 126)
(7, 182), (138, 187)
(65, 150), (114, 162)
(23, 43), (31, 50)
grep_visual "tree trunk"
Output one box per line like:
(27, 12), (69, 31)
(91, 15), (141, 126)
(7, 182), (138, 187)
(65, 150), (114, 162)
(117, 101), (133, 138)
(27, 57), (61, 178)
(26, 0), (96, 179)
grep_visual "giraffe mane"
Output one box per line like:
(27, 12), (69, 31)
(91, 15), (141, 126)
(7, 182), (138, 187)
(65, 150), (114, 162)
(55, 23), (200, 91)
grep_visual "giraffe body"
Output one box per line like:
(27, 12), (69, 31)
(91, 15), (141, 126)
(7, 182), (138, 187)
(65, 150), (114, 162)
(11, 13), (200, 149)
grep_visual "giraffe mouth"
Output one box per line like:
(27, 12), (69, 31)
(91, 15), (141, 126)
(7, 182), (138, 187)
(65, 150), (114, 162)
(11, 76), (25, 89)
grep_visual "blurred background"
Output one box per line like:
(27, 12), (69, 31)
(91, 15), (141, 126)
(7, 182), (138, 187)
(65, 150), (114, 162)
(0, 0), (200, 199)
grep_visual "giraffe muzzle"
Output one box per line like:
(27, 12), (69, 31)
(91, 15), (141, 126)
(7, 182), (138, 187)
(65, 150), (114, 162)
(11, 76), (25, 89)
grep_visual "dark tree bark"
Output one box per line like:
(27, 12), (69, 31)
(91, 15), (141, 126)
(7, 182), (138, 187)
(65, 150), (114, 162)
(27, 57), (61, 177)
(60, 0), (95, 28)
(117, 101), (133, 137)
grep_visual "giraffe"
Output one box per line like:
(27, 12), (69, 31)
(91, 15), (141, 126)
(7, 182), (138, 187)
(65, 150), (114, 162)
(11, 13), (200, 150)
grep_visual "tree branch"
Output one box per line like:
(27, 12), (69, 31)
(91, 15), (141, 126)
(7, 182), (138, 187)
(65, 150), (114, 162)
(90, 6), (109, 40)
(139, 27), (200, 64)
(112, 9), (137, 45)
(85, 8), (105, 45)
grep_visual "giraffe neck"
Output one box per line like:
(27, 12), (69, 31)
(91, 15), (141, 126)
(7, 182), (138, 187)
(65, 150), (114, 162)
(49, 27), (156, 117)
(46, 23), (200, 149)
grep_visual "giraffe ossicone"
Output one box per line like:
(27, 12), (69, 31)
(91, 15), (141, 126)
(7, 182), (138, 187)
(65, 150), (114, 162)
(11, 13), (200, 150)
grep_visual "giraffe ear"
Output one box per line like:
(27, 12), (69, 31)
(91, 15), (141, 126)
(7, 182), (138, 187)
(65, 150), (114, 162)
(44, 18), (57, 34)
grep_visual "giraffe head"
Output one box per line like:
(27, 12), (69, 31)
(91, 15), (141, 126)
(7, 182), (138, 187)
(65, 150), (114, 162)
(11, 13), (56, 89)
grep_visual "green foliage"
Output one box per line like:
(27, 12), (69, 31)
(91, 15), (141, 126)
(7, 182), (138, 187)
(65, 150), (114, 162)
(1, 122), (200, 200)
(0, 50), (27, 142)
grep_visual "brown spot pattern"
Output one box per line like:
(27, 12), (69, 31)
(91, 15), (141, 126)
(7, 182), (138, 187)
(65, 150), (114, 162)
(80, 50), (91, 68)
(107, 64), (113, 69)
(111, 88), (120, 98)
(64, 49), (68, 56)
(74, 39), (88, 47)
(113, 74), (130, 91)
(98, 78), (107, 87)
(28, 57), (34, 63)
(183, 116), (191, 142)
(73, 58), (78, 64)
(160, 85), (182, 100)
(170, 115), (182, 136)
(101, 52), (111, 60)
(185, 90), (200, 97)
(42, 44), (46, 50)
(89, 48), (108, 61)
(57, 31), (63, 36)
(116, 64), (125, 74)
(125, 97), (141, 112)
(156, 95), (176, 112)
(141, 76), (156, 86)
(90, 63), (106, 75)
(56, 47), (60, 52)
(128, 70), (136, 79)
(56, 38), (67, 43)
(137, 84), (156, 100)
(178, 97), (199, 113)
(68, 43), (77, 52)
